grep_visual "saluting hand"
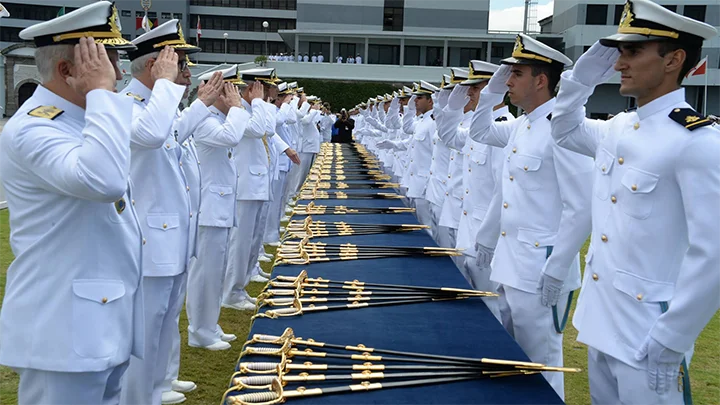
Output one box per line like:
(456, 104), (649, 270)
(219, 82), (243, 109)
(247, 81), (265, 101)
(198, 71), (224, 106)
(66, 37), (117, 95)
(572, 41), (620, 88)
(151, 46), (179, 83)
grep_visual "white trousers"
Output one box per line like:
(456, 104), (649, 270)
(284, 161), (303, 201)
(187, 227), (230, 346)
(413, 198), (434, 233)
(297, 152), (316, 191)
(588, 347), (685, 405)
(121, 273), (186, 405)
(462, 259), (501, 322)
(252, 201), (271, 267)
(429, 202), (453, 248)
(162, 265), (190, 393)
(15, 362), (129, 405)
(496, 284), (567, 400)
(223, 200), (264, 305)
(264, 171), (288, 243)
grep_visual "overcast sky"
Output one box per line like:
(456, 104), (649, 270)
(489, 0), (554, 31)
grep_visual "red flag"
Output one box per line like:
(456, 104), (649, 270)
(136, 17), (143, 30)
(686, 56), (707, 78)
(196, 16), (202, 38)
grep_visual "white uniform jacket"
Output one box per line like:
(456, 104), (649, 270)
(195, 105), (249, 228)
(235, 98), (276, 201)
(0, 86), (144, 372)
(470, 90), (593, 293)
(553, 76), (720, 367)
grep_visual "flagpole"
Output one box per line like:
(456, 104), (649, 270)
(703, 65), (708, 117)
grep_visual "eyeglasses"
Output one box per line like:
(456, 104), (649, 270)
(178, 59), (189, 72)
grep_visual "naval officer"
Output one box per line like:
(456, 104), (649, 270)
(120, 19), (223, 405)
(469, 34), (595, 399)
(551, 1), (719, 403)
(0, 2), (144, 404)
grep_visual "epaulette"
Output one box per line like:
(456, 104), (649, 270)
(27, 106), (63, 120)
(624, 106), (637, 113)
(546, 113), (552, 121)
(126, 92), (145, 103)
(431, 114), (435, 120)
(669, 108), (713, 131)
(495, 116), (508, 122)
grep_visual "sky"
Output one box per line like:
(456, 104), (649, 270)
(488, 0), (554, 32)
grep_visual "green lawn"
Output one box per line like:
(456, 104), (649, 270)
(0, 208), (718, 404)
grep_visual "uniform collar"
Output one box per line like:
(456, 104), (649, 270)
(493, 105), (510, 119)
(34, 85), (85, 122)
(526, 98), (555, 122)
(209, 105), (226, 118)
(125, 78), (152, 103)
(636, 88), (685, 121)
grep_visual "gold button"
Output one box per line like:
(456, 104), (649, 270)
(601, 234), (608, 242)
(166, 143), (170, 148)
(162, 223), (168, 229)
(190, 212), (193, 218)
(618, 157), (624, 165)
(186, 186), (190, 191)
(463, 210), (467, 215)
(534, 242), (540, 247)
(142, 238), (146, 245)
(592, 273), (599, 281)
(132, 199), (135, 205)
(503, 202), (508, 209)
(101, 297), (108, 304)
(509, 176), (514, 181)
(611, 196), (617, 203)
(179, 162), (183, 167)
(501, 231), (506, 236)
(445, 192), (449, 196)
(465, 189), (469, 194)
(527, 125), (531, 129)
(220, 192), (225, 196)
(512, 147), (517, 153)
(524, 166), (528, 171)
(636, 294), (643, 301)
(633, 123), (640, 130)
(631, 184), (638, 192)
(601, 165), (606, 172)
(674, 108), (680, 113)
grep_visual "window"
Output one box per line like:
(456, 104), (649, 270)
(459, 48), (481, 67)
(426, 46), (443, 66)
(404, 46), (420, 65)
(0, 3), (76, 21)
(491, 45), (505, 59)
(662, 5), (677, 12)
(383, 0), (404, 32)
(338, 43), (356, 59)
(190, 0), (296, 9)
(0, 26), (23, 42)
(121, 10), (131, 17)
(136, 11), (145, 17)
(683, 5), (706, 22)
(147, 11), (157, 18)
(586, 4), (608, 25)
(122, 34), (132, 40)
(613, 4), (624, 25)
(190, 14), (295, 32)
(198, 38), (290, 55)
(309, 42), (330, 59)
(368, 44), (400, 65)
(173, 13), (183, 19)
(162, 12), (171, 19)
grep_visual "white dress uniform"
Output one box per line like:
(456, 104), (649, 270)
(223, 88), (276, 307)
(551, 2), (719, 402)
(119, 19), (209, 405)
(469, 35), (594, 400)
(285, 95), (308, 197)
(265, 96), (297, 244)
(297, 100), (322, 181)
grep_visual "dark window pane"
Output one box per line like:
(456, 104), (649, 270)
(663, 5), (677, 12)
(613, 4), (624, 25)
(684, 5), (706, 22)
(161, 12), (171, 19)
(426, 46), (442, 66)
(121, 10), (131, 17)
(404, 46), (420, 65)
(383, 0), (404, 31)
(586, 4), (608, 25)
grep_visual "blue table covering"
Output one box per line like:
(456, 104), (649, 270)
(227, 157), (563, 404)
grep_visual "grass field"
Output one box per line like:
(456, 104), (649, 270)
(0, 208), (718, 404)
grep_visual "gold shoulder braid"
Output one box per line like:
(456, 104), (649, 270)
(669, 108), (713, 131)
(27, 106), (63, 120)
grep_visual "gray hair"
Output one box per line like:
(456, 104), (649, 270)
(35, 44), (74, 83)
(130, 51), (160, 77)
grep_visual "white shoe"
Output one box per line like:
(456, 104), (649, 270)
(279, 226), (286, 233)
(281, 215), (290, 222)
(222, 300), (257, 311)
(285, 206), (293, 213)
(189, 340), (232, 351)
(250, 274), (269, 283)
(172, 380), (197, 393)
(259, 270), (272, 278)
(161, 391), (186, 404)
(288, 200), (297, 206)
(266, 241), (281, 247)
(221, 333), (237, 342)
(258, 255), (271, 262)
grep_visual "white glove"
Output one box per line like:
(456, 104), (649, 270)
(474, 243), (494, 269)
(390, 97), (400, 110)
(431, 92), (438, 104)
(407, 96), (417, 114)
(447, 85), (470, 111)
(635, 336), (685, 395)
(360, 108), (368, 117)
(537, 273), (564, 307)
(572, 41), (620, 87)
(487, 64), (512, 95)
(437, 88), (451, 109)
(375, 140), (393, 150)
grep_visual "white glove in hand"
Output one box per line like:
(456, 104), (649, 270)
(447, 85), (470, 111)
(572, 41), (620, 87)
(375, 140), (393, 150)
(635, 336), (685, 395)
(537, 273), (564, 307)
(390, 97), (400, 110)
(474, 243), (494, 269)
(437, 88), (451, 109)
(487, 64), (512, 94)
(407, 96), (417, 114)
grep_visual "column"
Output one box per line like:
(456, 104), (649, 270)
(486, 40), (493, 62)
(365, 37), (369, 64)
(295, 34), (300, 61)
(399, 37), (405, 66)
(329, 36), (334, 63)
(443, 39), (448, 67)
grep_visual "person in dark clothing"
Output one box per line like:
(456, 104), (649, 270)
(333, 108), (355, 143)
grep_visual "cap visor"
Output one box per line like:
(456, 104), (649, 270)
(599, 33), (668, 47)
(460, 78), (486, 85)
(172, 44), (202, 54)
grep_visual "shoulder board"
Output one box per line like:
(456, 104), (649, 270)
(430, 114), (435, 120)
(495, 116), (508, 122)
(27, 106), (63, 120)
(126, 92), (145, 103)
(669, 108), (713, 131)
(546, 113), (552, 121)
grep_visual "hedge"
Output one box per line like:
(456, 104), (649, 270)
(282, 78), (401, 112)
